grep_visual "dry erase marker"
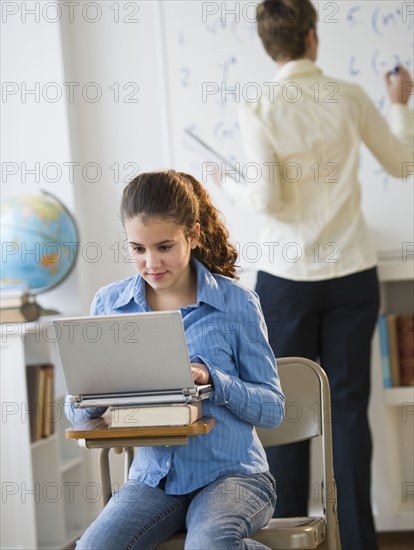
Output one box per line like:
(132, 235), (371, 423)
(390, 66), (400, 75)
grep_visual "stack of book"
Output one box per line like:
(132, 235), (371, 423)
(0, 284), (41, 323)
(26, 363), (55, 442)
(378, 314), (414, 387)
(109, 401), (203, 428)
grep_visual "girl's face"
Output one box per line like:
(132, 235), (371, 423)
(125, 216), (200, 293)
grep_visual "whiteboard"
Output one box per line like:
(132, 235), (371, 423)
(161, 0), (413, 273)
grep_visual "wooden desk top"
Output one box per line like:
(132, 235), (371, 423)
(66, 416), (216, 440)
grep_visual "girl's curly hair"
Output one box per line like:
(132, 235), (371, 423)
(120, 169), (238, 279)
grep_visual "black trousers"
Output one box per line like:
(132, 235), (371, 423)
(255, 268), (380, 550)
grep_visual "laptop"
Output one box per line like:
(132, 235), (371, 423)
(52, 310), (213, 408)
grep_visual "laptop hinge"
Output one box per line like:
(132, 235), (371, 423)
(74, 390), (187, 403)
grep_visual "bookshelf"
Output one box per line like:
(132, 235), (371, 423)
(0, 317), (94, 550)
(369, 258), (414, 531)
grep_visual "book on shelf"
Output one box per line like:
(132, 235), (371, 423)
(26, 363), (55, 442)
(378, 313), (414, 387)
(0, 282), (29, 297)
(378, 315), (392, 388)
(42, 364), (55, 438)
(110, 401), (203, 428)
(0, 290), (30, 309)
(0, 283), (30, 307)
(397, 315), (414, 387)
(387, 314), (401, 387)
(26, 365), (43, 442)
(0, 302), (41, 323)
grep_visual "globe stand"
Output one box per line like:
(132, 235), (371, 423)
(39, 306), (60, 316)
(0, 289), (52, 324)
(26, 293), (59, 321)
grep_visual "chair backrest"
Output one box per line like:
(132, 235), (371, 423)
(256, 357), (323, 447)
(256, 357), (340, 550)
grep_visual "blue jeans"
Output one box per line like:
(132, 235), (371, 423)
(76, 471), (276, 550)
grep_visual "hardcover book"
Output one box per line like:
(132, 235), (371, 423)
(110, 401), (203, 428)
(378, 314), (392, 388)
(387, 314), (401, 387)
(26, 363), (55, 441)
(0, 302), (41, 323)
(397, 315), (414, 386)
(0, 291), (30, 309)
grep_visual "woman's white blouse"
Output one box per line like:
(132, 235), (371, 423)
(222, 59), (414, 281)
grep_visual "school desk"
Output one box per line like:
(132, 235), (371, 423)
(66, 415), (217, 504)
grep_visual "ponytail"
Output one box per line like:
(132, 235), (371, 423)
(177, 172), (238, 279)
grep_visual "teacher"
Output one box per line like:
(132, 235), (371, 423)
(218, 1), (414, 549)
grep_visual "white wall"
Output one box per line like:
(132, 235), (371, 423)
(1, 3), (80, 314)
(59, 1), (170, 312)
(2, 1), (169, 315)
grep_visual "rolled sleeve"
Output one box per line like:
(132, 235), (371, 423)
(189, 292), (284, 429)
(190, 354), (229, 405)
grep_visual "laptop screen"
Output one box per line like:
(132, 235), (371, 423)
(53, 311), (195, 397)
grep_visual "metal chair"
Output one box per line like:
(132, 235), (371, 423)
(157, 357), (341, 549)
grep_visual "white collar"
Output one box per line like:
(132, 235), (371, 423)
(274, 59), (322, 81)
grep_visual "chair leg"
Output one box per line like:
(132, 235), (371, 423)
(125, 447), (134, 482)
(99, 447), (112, 506)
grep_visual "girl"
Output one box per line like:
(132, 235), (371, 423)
(68, 169), (284, 550)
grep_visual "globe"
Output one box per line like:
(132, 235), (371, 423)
(1, 191), (79, 294)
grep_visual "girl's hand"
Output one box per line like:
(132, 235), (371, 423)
(385, 65), (413, 104)
(191, 363), (212, 385)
